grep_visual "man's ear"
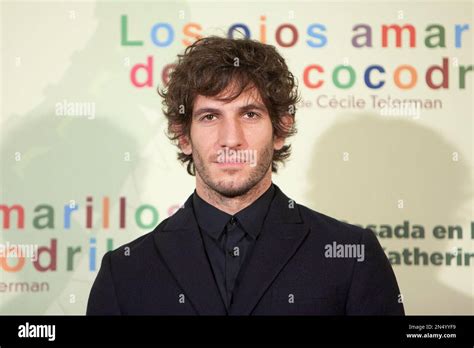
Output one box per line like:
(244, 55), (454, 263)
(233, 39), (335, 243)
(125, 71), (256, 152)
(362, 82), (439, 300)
(171, 124), (192, 155)
(274, 114), (294, 151)
(179, 135), (192, 155)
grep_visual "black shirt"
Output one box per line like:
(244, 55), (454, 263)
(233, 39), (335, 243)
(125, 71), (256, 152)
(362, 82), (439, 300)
(192, 183), (276, 311)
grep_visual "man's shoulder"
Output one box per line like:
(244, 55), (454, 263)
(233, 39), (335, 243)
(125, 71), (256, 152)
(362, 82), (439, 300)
(273, 184), (367, 242)
(296, 201), (368, 242)
(106, 216), (171, 262)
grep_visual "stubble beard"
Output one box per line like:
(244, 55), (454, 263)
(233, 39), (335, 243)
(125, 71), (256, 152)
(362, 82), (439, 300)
(193, 144), (273, 198)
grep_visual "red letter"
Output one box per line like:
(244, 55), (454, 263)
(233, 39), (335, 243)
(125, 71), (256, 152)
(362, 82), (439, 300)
(130, 56), (154, 88)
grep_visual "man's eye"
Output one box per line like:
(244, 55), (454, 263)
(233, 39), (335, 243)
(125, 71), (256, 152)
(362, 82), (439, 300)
(244, 111), (259, 119)
(201, 114), (216, 121)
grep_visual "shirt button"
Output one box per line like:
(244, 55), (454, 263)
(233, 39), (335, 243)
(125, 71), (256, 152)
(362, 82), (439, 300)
(229, 216), (236, 225)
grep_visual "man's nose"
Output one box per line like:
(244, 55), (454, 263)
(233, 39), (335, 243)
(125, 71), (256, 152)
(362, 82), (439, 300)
(218, 117), (245, 148)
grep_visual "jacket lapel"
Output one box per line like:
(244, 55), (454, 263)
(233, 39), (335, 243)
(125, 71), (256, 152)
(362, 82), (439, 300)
(153, 195), (227, 315)
(229, 185), (310, 315)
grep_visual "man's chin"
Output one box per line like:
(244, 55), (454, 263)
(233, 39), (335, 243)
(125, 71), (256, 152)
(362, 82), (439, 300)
(209, 179), (254, 198)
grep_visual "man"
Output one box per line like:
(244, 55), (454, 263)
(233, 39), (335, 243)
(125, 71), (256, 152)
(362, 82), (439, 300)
(87, 36), (404, 315)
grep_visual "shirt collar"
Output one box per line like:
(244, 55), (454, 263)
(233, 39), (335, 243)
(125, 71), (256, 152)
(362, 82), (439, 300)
(192, 183), (276, 240)
(234, 184), (275, 239)
(192, 192), (231, 240)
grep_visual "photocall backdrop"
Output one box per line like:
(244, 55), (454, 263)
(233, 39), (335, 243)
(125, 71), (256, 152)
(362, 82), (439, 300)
(1, 0), (473, 314)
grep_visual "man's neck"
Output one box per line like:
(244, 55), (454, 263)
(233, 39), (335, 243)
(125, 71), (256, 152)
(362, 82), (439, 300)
(195, 175), (272, 215)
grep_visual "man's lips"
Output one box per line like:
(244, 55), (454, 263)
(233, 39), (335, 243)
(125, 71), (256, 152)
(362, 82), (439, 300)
(213, 161), (246, 167)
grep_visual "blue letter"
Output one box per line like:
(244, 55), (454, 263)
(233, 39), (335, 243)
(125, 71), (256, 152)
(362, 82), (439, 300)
(150, 23), (174, 47)
(364, 65), (385, 89)
(307, 24), (327, 48)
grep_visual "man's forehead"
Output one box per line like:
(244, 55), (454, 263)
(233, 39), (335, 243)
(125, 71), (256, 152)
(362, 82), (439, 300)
(193, 85), (265, 109)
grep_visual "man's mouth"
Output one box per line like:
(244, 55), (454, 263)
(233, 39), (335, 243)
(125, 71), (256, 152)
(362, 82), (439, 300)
(215, 161), (245, 165)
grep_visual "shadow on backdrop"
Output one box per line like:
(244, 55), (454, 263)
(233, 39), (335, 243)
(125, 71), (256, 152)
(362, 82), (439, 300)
(305, 113), (473, 314)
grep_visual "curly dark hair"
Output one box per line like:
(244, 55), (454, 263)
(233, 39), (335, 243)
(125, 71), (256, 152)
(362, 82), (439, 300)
(157, 35), (300, 176)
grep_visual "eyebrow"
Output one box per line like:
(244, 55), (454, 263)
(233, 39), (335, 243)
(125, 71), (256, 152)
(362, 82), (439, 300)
(192, 103), (267, 118)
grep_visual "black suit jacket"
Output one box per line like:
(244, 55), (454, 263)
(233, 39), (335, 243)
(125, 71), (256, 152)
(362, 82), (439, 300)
(87, 185), (404, 315)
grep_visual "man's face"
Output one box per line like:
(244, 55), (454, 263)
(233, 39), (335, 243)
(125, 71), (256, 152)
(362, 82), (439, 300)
(180, 84), (286, 198)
